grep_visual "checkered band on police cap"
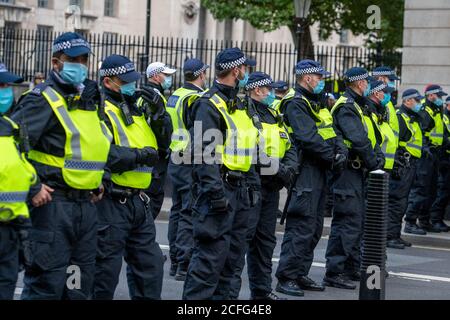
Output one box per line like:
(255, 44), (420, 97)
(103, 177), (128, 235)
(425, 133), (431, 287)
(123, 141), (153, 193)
(52, 38), (91, 54)
(372, 70), (395, 76)
(369, 83), (387, 95)
(146, 66), (166, 78)
(346, 72), (370, 82)
(99, 62), (136, 77)
(425, 88), (442, 95)
(218, 56), (247, 71)
(245, 78), (273, 91)
(296, 66), (324, 76)
(193, 64), (209, 77)
(403, 92), (420, 100)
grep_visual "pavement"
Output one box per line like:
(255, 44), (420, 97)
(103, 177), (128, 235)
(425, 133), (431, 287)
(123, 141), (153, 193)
(157, 193), (450, 249)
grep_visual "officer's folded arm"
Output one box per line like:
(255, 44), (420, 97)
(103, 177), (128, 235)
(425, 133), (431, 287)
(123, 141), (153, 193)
(335, 104), (378, 170)
(286, 100), (334, 167)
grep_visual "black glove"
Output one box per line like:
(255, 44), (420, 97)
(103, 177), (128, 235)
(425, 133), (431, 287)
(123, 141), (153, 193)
(332, 153), (347, 175)
(423, 146), (433, 159)
(209, 195), (229, 214)
(135, 147), (159, 167)
(140, 87), (165, 118)
(374, 156), (386, 170)
(81, 80), (101, 110)
(276, 164), (296, 189)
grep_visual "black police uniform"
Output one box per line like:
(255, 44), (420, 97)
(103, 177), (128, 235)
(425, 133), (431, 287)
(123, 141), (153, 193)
(429, 107), (450, 227)
(11, 71), (102, 300)
(93, 87), (166, 300)
(325, 88), (385, 282)
(182, 80), (255, 300)
(276, 85), (346, 284)
(167, 82), (204, 277)
(229, 98), (298, 299)
(387, 105), (421, 241)
(138, 81), (173, 219)
(405, 99), (441, 229)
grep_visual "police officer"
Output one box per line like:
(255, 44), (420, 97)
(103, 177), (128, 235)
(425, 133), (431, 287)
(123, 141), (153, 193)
(271, 81), (292, 111)
(138, 62), (176, 219)
(372, 66), (401, 138)
(92, 55), (165, 300)
(366, 80), (410, 249)
(274, 60), (347, 296)
(0, 68), (38, 300)
(405, 84), (447, 234)
(324, 67), (385, 290)
(167, 58), (209, 280)
(428, 95), (450, 232)
(387, 89), (424, 248)
(182, 47), (258, 300)
(229, 72), (297, 300)
(12, 32), (112, 300)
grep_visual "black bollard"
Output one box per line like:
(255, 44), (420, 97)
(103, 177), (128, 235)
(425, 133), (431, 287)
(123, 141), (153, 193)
(359, 170), (389, 300)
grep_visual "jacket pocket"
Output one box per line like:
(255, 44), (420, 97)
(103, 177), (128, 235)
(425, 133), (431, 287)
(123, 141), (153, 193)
(333, 188), (359, 216)
(287, 187), (313, 217)
(27, 229), (56, 271)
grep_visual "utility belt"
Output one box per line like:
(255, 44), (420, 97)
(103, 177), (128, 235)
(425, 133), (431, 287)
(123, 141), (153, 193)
(109, 185), (151, 206)
(52, 188), (93, 201)
(220, 167), (246, 187)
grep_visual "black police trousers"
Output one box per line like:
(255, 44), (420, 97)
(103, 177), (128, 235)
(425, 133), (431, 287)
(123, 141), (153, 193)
(429, 159), (450, 224)
(229, 186), (278, 299)
(276, 163), (327, 281)
(93, 193), (164, 300)
(22, 192), (97, 300)
(387, 159), (418, 240)
(147, 157), (169, 219)
(182, 180), (251, 300)
(0, 224), (19, 300)
(167, 159), (194, 269)
(325, 167), (365, 276)
(405, 150), (439, 225)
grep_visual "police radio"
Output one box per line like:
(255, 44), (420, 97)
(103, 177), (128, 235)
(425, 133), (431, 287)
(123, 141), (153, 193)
(119, 100), (135, 126)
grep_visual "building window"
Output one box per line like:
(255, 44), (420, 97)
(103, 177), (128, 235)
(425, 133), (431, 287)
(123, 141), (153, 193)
(38, 0), (49, 8)
(104, 0), (117, 17)
(70, 0), (83, 11)
(0, 0), (15, 4)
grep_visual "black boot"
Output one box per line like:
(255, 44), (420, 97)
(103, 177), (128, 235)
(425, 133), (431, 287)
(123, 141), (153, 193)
(252, 291), (287, 300)
(387, 238), (405, 249)
(404, 222), (427, 235)
(169, 262), (178, 277)
(275, 280), (304, 297)
(297, 276), (325, 291)
(344, 271), (361, 282)
(419, 221), (441, 233)
(323, 274), (357, 290)
(432, 221), (450, 232)
(175, 264), (188, 281)
(398, 237), (412, 247)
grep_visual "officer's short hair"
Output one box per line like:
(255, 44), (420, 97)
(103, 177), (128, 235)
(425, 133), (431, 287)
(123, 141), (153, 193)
(185, 71), (201, 82)
(216, 68), (234, 79)
(52, 51), (63, 59)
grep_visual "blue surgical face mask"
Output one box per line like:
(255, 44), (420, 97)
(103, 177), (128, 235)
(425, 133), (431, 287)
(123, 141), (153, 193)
(412, 102), (422, 113)
(363, 82), (371, 97)
(388, 81), (396, 89)
(313, 80), (325, 94)
(434, 98), (444, 107)
(262, 90), (276, 106)
(0, 87), (14, 114)
(238, 72), (249, 89)
(162, 76), (172, 90)
(120, 82), (136, 97)
(380, 93), (391, 106)
(60, 62), (88, 85)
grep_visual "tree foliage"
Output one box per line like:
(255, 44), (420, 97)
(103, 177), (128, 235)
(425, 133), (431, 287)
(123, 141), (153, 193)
(201, 0), (404, 50)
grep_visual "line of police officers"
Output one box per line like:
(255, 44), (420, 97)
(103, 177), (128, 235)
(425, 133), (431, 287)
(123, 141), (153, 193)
(1, 31), (449, 300)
